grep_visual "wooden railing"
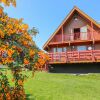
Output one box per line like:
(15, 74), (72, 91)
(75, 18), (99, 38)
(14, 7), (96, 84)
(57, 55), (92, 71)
(51, 31), (100, 43)
(48, 50), (100, 64)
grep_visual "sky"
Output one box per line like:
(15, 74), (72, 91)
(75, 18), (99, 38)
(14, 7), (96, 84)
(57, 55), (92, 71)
(2, 0), (100, 49)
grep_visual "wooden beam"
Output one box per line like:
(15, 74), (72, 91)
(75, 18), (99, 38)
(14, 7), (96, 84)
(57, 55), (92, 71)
(61, 26), (64, 43)
(91, 22), (95, 44)
(69, 41), (70, 46)
(47, 45), (50, 49)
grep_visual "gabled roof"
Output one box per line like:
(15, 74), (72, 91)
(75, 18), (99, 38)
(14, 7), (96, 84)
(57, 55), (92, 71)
(43, 6), (100, 50)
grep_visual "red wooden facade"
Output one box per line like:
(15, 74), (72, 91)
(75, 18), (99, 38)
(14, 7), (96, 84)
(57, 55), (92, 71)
(43, 6), (100, 65)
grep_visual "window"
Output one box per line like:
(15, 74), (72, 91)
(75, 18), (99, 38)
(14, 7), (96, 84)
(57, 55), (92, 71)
(52, 47), (67, 52)
(63, 47), (67, 52)
(77, 46), (86, 51)
(57, 48), (62, 52)
(53, 48), (56, 53)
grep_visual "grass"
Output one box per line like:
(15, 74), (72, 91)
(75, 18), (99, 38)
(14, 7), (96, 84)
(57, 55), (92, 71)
(1, 69), (100, 100)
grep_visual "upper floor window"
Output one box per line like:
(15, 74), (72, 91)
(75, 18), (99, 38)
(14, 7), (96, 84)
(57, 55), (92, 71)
(80, 26), (87, 33)
(73, 26), (88, 40)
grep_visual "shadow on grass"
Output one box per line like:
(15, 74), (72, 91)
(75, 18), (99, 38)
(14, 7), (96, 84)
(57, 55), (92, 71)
(26, 94), (35, 100)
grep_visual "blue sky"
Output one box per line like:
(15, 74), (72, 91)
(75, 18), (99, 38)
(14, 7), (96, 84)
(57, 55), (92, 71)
(3, 0), (100, 49)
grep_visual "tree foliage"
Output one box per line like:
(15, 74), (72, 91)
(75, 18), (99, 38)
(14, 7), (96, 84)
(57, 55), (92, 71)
(0, 2), (48, 99)
(0, 0), (16, 7)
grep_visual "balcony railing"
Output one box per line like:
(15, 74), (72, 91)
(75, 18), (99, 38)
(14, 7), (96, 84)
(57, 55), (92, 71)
(51, 31), (100, 43)
(48, 50), (100, 64)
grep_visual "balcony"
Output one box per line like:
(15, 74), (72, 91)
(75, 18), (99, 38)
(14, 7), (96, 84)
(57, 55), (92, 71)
(48, 50), (100, 64)
(50, 31), (100, 45)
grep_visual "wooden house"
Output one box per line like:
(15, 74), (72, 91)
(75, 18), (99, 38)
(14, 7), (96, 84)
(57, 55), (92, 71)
(43, 6), (100, 73)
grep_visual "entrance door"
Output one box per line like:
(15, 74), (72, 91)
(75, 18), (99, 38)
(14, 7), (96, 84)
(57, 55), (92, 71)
(80, 26), (87, 40)
(74, 28), (80, 40)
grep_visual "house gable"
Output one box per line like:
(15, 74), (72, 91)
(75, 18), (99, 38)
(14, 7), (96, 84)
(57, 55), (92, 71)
(63, 12), (87, 34)
(43, 6), (100, 50)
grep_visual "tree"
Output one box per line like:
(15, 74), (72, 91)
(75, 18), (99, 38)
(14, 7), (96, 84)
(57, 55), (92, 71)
(0, 0), (16, 7)
(0, 1), (48, 99)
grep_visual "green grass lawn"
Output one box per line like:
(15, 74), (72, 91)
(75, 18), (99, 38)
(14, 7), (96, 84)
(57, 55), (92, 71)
(1, 69), (100, 100)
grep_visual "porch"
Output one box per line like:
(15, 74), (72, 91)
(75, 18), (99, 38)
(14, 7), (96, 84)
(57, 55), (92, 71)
(48, 50), (100, 64)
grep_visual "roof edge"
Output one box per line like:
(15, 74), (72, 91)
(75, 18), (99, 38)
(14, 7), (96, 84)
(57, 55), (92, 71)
(43, 6), (100, 50)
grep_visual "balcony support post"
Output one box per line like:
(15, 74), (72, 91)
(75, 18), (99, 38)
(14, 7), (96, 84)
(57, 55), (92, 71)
(69, 41), (70, 46)
(78, 52), (80, 61)
(91, 22), (95, 44)
(61, 26), (64, 43)
(91, 50), (95, 62)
